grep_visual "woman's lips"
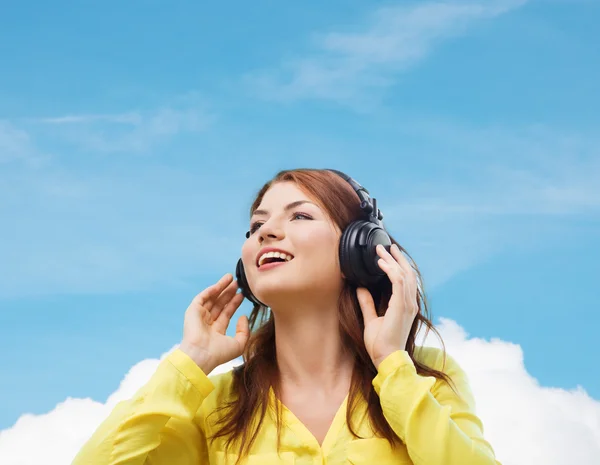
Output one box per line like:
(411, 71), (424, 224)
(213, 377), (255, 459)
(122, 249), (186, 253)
(257, 260), (290, 272)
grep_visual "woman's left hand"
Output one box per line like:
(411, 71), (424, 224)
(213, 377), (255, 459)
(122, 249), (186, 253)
(356, 243), (419, 369)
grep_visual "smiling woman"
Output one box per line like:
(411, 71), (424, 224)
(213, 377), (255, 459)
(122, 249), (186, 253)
(71, 168), (501, 465)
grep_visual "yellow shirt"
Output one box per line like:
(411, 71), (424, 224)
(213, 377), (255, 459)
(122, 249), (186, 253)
(72, 346), (501, 465)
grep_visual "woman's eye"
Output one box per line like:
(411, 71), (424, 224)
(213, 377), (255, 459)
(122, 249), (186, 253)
(292, 212), (312, 221)
(249, 222), (263, 234)
(248, 213), (312, 236)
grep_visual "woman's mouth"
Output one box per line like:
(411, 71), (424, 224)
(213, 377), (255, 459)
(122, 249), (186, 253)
(257, 250), (294, 268)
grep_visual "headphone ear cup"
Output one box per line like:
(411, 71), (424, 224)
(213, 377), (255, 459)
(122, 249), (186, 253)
(339, 221), (391, 288)
(339, 221), (363, 285)
(362, 225), (392, 279)
(235, 259), (264, 306)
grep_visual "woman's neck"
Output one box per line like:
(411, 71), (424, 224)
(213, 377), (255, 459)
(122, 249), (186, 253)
(271, 300), (355, 394)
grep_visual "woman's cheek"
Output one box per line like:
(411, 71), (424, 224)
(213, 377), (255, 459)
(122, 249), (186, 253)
(241, 242), (255, 272)
(302, 229), (339, 270)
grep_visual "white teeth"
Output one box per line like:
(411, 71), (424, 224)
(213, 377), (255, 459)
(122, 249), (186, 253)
(258, 251), (294, 266)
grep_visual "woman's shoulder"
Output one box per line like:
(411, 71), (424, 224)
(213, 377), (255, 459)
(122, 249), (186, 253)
(413, 345), (465, 375)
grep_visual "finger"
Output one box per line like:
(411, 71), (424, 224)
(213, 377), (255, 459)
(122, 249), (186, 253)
(389, 244), (418, 298)
(377, 255), (407, 305)
(376, 251), (403, 282)
(194, 273), (233, 310)
(377, 245), (408, 284)
(210, 279), (239, 317)
(356, 287), (378, 325)
(388, 245), (419, 315)
(213, 291), (245, 334)
(376, 244), (397, 265)
(213, 292), (244, 333)
(389, 244), (412, 276)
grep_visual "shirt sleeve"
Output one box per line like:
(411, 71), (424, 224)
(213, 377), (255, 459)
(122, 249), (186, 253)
(372, 348), (501, 465)
(71, 349), (215, 465)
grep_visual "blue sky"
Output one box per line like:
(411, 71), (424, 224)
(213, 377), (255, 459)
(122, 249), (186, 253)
(1, 0), (599, 436)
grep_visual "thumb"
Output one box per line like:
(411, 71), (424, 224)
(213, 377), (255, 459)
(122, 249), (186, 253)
(356, 287), (377, 325)
(234, 315), (250, 348)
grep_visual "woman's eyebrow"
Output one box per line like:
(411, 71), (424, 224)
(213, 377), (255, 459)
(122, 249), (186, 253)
(252, 200), (317, 217)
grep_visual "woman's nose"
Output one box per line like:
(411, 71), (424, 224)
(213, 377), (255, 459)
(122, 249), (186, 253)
(258, 221), (284, 242)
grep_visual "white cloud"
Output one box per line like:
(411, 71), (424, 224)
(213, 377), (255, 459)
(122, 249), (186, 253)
(2, 321), (599, 465)
(420, 319), (600, 464)
(248, 0), (528, 105)
(0, 345), (242, 465)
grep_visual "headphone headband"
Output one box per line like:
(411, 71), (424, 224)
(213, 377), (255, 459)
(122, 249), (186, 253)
(326, 169), (383, 225)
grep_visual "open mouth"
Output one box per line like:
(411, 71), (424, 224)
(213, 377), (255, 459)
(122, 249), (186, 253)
(257, 251), (294, 268)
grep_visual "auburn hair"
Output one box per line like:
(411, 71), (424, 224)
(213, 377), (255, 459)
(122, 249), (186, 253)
(207, 168), (451, 463)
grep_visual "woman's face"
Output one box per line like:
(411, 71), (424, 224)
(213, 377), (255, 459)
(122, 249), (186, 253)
(241, 181), (344, 307)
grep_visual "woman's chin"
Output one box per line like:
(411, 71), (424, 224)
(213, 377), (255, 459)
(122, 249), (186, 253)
(253, 284), (305, 306)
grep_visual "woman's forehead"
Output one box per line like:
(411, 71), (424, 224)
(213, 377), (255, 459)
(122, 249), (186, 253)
(256, 182), (314, 209)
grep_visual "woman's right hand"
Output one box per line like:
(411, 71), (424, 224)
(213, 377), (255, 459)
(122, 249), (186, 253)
(179, 273), (249, 374)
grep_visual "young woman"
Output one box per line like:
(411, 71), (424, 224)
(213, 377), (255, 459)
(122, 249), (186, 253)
(72, 169), (501, 465)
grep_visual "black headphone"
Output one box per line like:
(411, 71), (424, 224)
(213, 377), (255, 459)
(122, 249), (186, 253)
(235, 169), (392, 306)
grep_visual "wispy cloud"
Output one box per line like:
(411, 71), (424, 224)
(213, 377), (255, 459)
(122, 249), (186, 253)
(0, 121), (49, 167)
(24, 94), (214, 154)
(2, 96), (597, 297)
(247, 0), (528, 105)
(0, 93), (227, 298)
(0, 165), (247, 298)
(390, 120), (600, 216)
(382, 121), (600, 287)
(32, 113), (142, 125)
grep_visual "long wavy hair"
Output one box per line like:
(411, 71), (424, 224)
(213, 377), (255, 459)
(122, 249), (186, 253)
(207, 169), (451, 463)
